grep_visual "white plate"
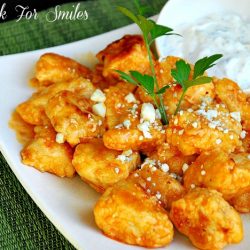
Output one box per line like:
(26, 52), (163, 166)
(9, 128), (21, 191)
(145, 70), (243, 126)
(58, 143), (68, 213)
(0, 17), (249, 250)
(156, 0), (250, 93)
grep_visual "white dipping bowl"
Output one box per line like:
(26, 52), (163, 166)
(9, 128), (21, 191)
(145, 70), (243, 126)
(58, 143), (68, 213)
(156, 0), (250, 93)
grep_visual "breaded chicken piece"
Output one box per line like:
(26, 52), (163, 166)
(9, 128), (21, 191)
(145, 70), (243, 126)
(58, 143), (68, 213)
(130, 160), (185, 210)
(214, 78), (250, 130)
(94, 179), (174, 248)
(103, 119), (165, 151)
(45, 91), (105, 147)
(21, 125), (75, 177)
(148, 142), (197, 175)
(35, 53), (91, 86)
(16, 77), (95, 125)
(166, 104), (242, 155)
(96, 35), (151, 80)
(170, 188), (243, 250)
(184, 151), (250, 200)
(72, 139), (140, 192)
(104, 82), (138, 129)
(230, 190), (250, 213)
(104, 101), (165, 151)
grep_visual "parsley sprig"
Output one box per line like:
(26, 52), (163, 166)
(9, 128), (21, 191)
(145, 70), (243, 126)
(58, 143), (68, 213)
(116, 1), (223, 124)
(116, 0), (176, 125)
(171, 54), (223, 114)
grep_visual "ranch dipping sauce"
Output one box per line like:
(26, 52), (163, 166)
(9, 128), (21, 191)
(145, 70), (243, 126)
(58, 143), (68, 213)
(160, 13), (250, 90)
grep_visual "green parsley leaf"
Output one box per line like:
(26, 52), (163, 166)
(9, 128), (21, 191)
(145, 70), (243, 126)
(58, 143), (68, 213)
(171, 60), (191, 90)
(115, 70), (138, 85)
(117, 1), (178, 125)
(137, 15), (154, 36)
(193, 54), (223, 79)
(171, 54), (222, 114)
(130, 71), (155, 94)
(186, 76), (212, 87)
(117, 6), (140, 27)
(155, 85), (170, 94)
(149, 21), (174, 43)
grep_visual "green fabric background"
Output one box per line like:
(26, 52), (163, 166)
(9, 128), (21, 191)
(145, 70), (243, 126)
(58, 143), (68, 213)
(0, 0), (166, 249)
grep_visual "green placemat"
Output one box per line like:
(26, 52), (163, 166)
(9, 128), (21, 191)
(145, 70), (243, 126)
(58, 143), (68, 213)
(0, 0), (166, 249)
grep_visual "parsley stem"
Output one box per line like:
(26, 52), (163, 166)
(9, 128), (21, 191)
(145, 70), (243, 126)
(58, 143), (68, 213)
(174, 90), (186, 115)
(143, 34), (168, 125)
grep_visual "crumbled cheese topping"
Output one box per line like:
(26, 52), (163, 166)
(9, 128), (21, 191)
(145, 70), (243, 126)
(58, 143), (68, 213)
(160, 163), (169, 173)
(201, 170), (206, 176)
(141, 103), (156, 123)
(139, 135), (144, 141)
(155, 109), (161, 119)
(116, 103), (122, 109)
(114, 124), (123, 129)
(247, 155), (250, 160)
(137, 121), (152, 138)
(55, 133), (65, 144)
(125, 93), (137, 103)
(123, 119), (131, 129)
(190, 184), (196, 189)
(216, 139), (222, 145)
(114, 167), (120, 174)
(92, 102), (106, 117)
(169, 173), (177, 179)
(123, 149), (133, 156)
(192, 122), (198, 128)
(117, 150), (133, 163)
(155, 192), (162, 200)
(230, 112), (241, 122)
(178, 129), (184, 135)
(182, 163), (189, 173)
(90, 89), (106, 102)
(240, 130), (247, 139)
(146, 177), (152, 182)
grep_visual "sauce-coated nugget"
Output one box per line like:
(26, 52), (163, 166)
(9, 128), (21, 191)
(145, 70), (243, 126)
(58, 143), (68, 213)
(184, 151), (250, 200)
(214, 78), (250, 130)
(21, 126), (75, 177)
(36, 53), (91, 86)
(170, 188), (243, 250)
(104, 82), (138, 129)
(103, 122), (165, 151)
(166, 104), (242, 155)
(97, 35), (151, 79)
(104, 102), (165, 151)
(130, 161), (185, 210)
(72, 140), (140, 192)
(94, 180), (174, 248)
(45, 91), (105, 147)
(16, 77), (95, 125)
